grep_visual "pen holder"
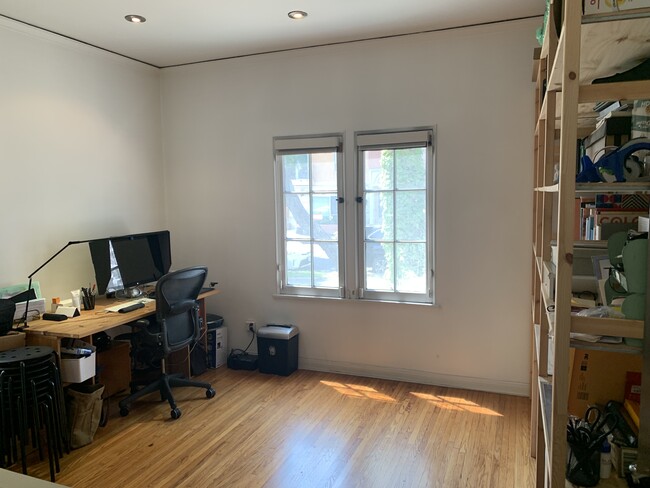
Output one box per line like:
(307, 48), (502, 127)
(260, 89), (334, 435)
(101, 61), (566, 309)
(566, 442), (600, 487)
(82, 294), (95, 311)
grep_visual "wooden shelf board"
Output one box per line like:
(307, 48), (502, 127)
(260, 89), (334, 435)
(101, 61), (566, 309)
(575, 182), (650, 194)
(571, 314), (644, 339)
(535, 184), (559, 193)
(570, 338), (643, 354)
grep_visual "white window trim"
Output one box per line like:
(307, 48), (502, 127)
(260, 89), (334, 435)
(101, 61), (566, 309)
(273, 133), (345, 298)
(355, 127), (435, 304)
(273, 127), (436, 305)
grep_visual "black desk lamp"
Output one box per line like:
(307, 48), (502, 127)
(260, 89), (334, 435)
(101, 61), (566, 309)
(21, 239), (95, 328)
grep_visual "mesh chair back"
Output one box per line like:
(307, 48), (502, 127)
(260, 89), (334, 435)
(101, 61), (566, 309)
(155, 266), (207, 355)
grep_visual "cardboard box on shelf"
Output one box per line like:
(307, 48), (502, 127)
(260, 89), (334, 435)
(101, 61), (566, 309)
(0, 331), (26, 351)
(568, 348), (643, 417)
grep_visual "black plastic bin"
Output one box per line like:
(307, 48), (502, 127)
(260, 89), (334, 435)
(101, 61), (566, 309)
(206, 313), (224, 330)
(257, 325), (299, 376)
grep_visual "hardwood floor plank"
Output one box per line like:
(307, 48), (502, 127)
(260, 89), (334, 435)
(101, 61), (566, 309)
(10, 368), (535, 487)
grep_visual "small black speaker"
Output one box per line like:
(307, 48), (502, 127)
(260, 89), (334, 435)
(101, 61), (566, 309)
(0, 299), (16, 336)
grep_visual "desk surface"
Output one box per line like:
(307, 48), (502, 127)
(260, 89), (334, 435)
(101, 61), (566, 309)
(24, 289), (220, 340)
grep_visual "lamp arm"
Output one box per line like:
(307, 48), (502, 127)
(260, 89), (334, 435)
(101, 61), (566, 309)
(21, 240), (88, 327)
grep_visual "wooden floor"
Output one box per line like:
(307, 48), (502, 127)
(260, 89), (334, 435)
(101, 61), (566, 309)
(15, 368), (536, 488)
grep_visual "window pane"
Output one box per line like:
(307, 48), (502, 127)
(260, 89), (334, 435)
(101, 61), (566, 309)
(365, 242), (394, 291)
(313, 242), (339, 288)
(312, 194), (338, 241)
(282, 154), (310, 192)
(395, 148), (426, 190)
(364, 192), (394, 240)
(364, 150), (393, 191)
(284, 194), (311, 239)
(286, 241), (311, 286)
(395, 190), (426, 241)
(396, 243), (426, 293)
(312, 152), (337, 192)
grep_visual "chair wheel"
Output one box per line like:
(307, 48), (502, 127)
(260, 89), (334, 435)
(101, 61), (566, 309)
(171, 408), (182, 420)
(120, 406), (130, 417)
(206, 387), (216, 399)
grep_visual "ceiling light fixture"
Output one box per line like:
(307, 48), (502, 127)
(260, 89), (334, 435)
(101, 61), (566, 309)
(288, 11), (308, 20)
(125, 14), (146, 24)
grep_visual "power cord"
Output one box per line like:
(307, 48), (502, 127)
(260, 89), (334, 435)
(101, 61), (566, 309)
(229, 328), (256, 358)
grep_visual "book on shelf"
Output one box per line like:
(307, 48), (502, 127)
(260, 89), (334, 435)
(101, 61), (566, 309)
(595, 194), (649, 210)
(576, 196), (596, 240)
(581, 207), (647, 241)
(595, 100), (630, 124)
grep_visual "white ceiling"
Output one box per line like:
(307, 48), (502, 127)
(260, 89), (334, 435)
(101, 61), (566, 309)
(0, 1), (543, 68)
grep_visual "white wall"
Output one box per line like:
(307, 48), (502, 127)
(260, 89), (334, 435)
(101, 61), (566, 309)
(161, 19), (538, 395)
(0, 19), (165, 302)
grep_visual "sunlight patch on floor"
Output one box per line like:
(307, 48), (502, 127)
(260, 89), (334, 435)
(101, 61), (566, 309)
(410, 392), (502, 416)
(320, 380), (396, 402)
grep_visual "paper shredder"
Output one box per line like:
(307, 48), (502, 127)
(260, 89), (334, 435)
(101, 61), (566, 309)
(256, 325), (299, 376)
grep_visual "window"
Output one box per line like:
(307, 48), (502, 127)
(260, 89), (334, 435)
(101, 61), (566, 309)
(274, 128), (435, 304)
(357, 129), (434, 303)
(274, 135), (345, 297)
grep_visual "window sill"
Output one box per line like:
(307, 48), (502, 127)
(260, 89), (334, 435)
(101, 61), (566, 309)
(272, 293), (438, 307)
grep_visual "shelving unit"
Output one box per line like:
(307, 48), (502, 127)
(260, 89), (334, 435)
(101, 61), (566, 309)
(531, 2), (650, 487)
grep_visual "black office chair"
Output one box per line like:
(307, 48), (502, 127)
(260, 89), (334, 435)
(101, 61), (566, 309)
(118, 266), (215, 419)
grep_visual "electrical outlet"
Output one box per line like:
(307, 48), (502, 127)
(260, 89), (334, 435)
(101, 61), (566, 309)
(246, 321), (255, 332)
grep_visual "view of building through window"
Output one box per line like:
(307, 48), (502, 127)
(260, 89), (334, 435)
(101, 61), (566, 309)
(282, 151), (340, 289)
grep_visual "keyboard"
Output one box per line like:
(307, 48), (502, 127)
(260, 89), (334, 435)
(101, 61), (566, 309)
(105, 298), (154, 313)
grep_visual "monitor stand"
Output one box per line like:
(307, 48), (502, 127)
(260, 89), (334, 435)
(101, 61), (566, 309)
(115, 286), (143, 299)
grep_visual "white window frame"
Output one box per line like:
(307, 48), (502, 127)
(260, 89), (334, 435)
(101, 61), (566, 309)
(273, 134), (345, 298)
(355, 128), (435, 304)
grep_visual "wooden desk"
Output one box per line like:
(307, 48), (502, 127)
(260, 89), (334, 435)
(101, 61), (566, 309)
(24, 289), (220, 378)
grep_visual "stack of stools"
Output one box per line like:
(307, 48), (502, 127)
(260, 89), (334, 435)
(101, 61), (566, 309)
(0, 346), (69, 482)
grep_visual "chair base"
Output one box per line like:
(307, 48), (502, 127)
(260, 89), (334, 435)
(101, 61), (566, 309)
(118, 373), (215, 419)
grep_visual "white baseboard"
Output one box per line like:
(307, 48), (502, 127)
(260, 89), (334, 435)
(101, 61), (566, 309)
(298, 357), (530, 397)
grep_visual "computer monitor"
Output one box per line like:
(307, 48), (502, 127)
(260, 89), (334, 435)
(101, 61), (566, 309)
(89, 230), (172, 297)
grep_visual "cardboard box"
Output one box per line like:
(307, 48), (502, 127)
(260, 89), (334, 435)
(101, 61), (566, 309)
(207, 326), (227, 368)
(96, 340), (131, 398)
(568, 348), (643, 416)
(0, 331), (26, 351)
(61, 340), (96, 383)
(584, 0), (650, 15)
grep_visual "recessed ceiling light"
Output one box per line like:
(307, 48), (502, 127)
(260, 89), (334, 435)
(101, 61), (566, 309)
(288, 11), (308, 20)
(125, 14), (146, 24)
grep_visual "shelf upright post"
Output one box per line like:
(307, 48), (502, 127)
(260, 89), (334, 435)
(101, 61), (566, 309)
(633, 239), (650, 479)
(549, 1), (582, 486)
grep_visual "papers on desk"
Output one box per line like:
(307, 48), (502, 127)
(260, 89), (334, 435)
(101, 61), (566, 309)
(105, 298), (154, 313)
